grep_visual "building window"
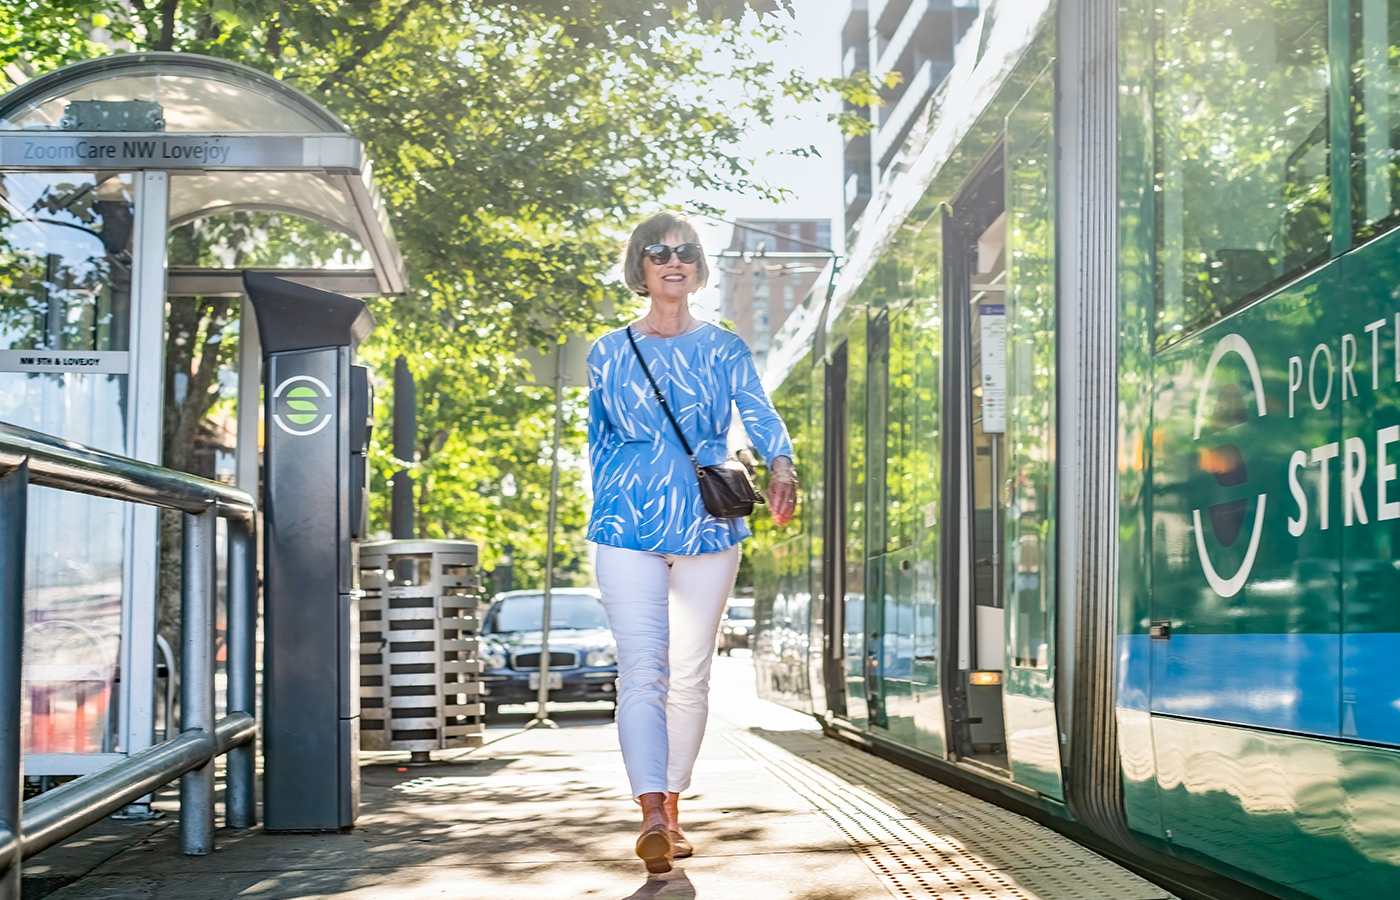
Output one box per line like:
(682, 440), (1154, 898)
(1154, 0), (1331, 349)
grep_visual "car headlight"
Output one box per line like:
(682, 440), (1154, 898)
(586, 646), (617, 667)
(482, 647), (508, 671)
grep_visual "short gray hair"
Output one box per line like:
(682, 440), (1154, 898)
(622, 212), (709, 296)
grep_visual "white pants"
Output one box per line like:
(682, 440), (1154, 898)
(595, 543), (741, 798)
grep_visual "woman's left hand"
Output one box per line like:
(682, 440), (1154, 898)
(766, 457), (798, 527)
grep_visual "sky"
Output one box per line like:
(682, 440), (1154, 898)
(675, 1), (847, 320)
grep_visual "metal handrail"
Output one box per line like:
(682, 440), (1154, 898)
(0, 422), (254, 521)
(0, 421), (259, 900)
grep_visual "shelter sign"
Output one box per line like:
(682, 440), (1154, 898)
(0, 133), (358, 171)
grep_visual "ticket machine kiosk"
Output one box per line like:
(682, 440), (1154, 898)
(244, 271), (373, 831)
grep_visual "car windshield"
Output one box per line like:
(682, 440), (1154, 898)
(726, 605), (754, 620)
(488, 594), (608, 633)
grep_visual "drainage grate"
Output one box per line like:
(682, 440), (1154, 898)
(727, 729), (1176, 900)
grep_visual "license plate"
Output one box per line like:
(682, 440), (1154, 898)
(528, 671), (563, 691)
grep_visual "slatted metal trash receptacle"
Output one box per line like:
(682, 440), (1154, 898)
(357, 540), (485, 759)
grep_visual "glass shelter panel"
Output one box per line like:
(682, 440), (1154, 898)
(0, 171), (134, 755)
(1154, 0), (1331, 348)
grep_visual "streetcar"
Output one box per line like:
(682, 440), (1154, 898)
(746, 2), (1400, 898)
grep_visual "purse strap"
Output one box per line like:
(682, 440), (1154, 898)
(625, 326), (702, 471)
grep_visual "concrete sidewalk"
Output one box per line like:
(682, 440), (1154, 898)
(23, 657), (1177, 900)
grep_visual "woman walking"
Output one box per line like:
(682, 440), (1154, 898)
(587, 211), (798, 874)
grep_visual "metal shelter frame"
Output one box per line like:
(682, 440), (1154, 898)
(0, 53), (403, 792)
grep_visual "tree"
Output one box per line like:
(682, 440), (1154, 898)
(0, 1), (893, 599)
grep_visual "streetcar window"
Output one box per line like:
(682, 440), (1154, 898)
(1153, 0), (1331, 349)
(1352, 0), (1400, 240)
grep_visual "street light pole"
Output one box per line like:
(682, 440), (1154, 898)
(528, 349), (566, 729)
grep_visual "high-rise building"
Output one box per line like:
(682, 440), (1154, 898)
(841, 0), (980, 234)
(718, 219), (833, 371)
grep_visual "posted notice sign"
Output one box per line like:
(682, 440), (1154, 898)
(0, 349), (129, 374)
(979, 304), (1006, 433)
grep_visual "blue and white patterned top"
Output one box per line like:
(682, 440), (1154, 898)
(586, 322), (793, 555)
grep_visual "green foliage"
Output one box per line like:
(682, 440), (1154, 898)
(1, 0), (885, 586)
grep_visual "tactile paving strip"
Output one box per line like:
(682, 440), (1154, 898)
(727, 729), (1176, 900)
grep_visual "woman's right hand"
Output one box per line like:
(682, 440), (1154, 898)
(766, 456), (798, 527)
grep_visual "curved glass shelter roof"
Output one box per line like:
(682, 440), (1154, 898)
(0, 52), (349, 133)
(0, 53), (403, 295)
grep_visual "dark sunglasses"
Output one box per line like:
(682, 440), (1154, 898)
(643, 243), (702, 265)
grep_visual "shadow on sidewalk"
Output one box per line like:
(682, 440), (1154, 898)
(616, 869), (863, 900)
(620, 869), (695, 899)
(26, 710), (872, 899)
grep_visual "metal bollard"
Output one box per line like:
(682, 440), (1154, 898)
(225, 518), (257, 829)
(179, 510), (216, 855)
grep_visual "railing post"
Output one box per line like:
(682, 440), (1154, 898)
(0, 463), (29, 900)
(180, 509), (216, 855)
(225, 518), (257, 829)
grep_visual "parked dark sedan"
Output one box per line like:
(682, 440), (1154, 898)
(716, 601), (755, 655)
(478, 589), (618, 715)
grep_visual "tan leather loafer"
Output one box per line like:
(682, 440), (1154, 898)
(636, 823), (672, 874)
(669, 830), (693, 859)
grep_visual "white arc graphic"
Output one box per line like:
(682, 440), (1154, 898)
(1193, 497), (1267, 598)
(1192, 333), (1268, 598)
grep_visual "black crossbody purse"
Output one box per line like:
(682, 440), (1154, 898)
(625, 326), (765, 519)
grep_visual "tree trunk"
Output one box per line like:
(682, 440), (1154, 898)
(157, 297), (235, 672)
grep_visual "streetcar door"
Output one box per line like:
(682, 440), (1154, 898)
(863, 309), (891, 730)
(944, 154), (1011, 768)
(828, 336), (870, 726)
(1001, 70), (1065, 799)
(821, 342), (850, 718)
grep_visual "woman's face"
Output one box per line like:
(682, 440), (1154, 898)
(642, 229), (700, 301)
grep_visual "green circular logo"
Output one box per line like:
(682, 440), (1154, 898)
(273, 375), (333, 436)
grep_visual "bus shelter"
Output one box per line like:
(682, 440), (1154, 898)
(0, 53), (403, 788)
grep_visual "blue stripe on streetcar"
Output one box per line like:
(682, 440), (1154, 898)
(1117, 632), (1400, 745)
(1343, 633), (1400, 745)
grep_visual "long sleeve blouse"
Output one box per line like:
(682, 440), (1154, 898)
(586, 322), (793, 555)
